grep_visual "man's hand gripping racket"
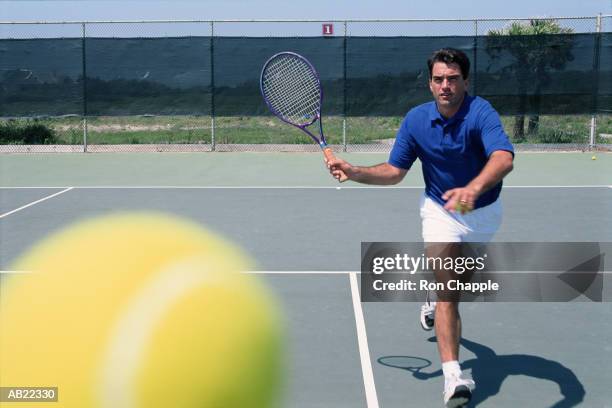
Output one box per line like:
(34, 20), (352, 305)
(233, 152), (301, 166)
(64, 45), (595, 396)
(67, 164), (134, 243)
(260, 51), (348, 182)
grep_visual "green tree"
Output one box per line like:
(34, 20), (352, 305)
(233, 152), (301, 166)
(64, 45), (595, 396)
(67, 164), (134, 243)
(485, 19), (575, 141)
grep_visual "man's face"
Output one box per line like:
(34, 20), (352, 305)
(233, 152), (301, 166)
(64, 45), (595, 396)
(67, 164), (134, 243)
(429, 62), (468, 112)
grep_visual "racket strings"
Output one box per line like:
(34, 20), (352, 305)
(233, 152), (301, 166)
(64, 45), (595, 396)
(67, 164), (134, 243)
(264, 57), (319, 107)
(263, 59), (319, 123)
(262, 55), (321, 125)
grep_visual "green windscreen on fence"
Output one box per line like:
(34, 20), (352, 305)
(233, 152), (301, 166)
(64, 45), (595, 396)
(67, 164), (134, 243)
(476, 33), (601, 115)
(0, 39), (84, 116)
(598, 32), (612, 113)
(346, 36), (475, 115)
(0, 33), (610, 117)
(85, 37), (211, 116)
(214, 37), (344, 115)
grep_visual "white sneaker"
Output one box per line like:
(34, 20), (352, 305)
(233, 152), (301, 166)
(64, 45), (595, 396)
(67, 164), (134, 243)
(443, 373), (475, 408)
(420, 299), (436, 331)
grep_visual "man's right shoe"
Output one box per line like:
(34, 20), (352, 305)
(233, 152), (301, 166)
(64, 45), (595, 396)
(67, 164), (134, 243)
(443, 373), (474, 408)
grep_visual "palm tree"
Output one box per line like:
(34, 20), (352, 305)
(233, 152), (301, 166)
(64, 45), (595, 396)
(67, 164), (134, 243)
(485, 19), (575, 141)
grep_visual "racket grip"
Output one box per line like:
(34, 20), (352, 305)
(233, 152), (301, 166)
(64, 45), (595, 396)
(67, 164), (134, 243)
(322, 147), (348, 182)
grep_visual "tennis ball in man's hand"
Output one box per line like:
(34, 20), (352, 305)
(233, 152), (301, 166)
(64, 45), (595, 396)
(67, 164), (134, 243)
(454, 202), (472, 213)
(0, 212), (284, 408)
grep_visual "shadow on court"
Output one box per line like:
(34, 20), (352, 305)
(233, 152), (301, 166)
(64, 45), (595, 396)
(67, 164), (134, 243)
(378, 337), (585, 408)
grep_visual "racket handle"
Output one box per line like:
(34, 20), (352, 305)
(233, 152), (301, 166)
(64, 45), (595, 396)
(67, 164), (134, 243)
(322, 147), (348, 182)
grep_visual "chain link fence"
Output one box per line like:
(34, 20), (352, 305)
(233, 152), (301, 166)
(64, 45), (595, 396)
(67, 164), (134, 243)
(1, 16), (610, 153)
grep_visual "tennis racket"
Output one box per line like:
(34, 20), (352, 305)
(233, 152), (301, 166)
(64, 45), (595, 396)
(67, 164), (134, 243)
(260, 51), (347, 181)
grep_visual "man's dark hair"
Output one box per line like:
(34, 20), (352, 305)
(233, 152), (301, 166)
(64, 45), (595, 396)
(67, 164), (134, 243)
(427, 48), (470, 80)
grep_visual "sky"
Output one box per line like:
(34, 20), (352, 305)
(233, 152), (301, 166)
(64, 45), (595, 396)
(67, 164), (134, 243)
(1, 0), (610, 22)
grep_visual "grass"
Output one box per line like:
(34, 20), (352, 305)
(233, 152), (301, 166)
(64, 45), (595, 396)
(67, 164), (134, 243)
(1, 114), (610, 145)
(500, 115), (612, 144)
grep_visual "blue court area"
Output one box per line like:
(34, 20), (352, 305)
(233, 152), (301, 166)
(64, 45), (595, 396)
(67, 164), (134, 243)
(1, 152), (611, 407)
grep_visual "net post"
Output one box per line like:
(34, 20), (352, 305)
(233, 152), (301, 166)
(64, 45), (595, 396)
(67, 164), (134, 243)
(83, 117), (88, 152)
(596, 13), (602, 33)
(472, 19), (478, 96)
(590, 14), (602, 150)
(342, 119), (347, 152)
(589, 116), (596, 148)
(210, 21), (216, 152)
(81, 22), (88, 153)
(342, 20), (348, 152)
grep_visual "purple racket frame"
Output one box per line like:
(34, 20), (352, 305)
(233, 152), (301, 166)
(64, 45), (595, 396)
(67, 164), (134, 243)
(260, 51), (329, 149)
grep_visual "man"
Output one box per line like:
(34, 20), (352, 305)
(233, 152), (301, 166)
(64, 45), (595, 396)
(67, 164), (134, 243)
(327, 48), (514, 407)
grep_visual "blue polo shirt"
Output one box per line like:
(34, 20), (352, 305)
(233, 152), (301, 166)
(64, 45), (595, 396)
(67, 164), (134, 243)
(389, 94), (514, 209)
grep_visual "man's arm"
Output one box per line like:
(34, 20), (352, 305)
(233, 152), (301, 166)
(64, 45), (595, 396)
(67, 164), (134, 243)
(443, 150), (514, 213)
(327, 158), (407, 185)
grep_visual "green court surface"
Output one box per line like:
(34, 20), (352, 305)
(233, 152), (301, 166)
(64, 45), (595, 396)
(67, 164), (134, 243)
(1, 151), (610, 407)
(0, 152), (610, 187)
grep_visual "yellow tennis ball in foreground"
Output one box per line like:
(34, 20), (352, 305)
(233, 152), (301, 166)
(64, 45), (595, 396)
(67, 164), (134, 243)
(0, 212), (283, 408)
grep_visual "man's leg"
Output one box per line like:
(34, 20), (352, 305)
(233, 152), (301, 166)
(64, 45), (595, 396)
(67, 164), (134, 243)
(419, 195), (501, 406)
(434, 300), (461, 363)
(428, 242), (475, 407)
(428, 242), (464, 363)
(434, 243), (484, 361)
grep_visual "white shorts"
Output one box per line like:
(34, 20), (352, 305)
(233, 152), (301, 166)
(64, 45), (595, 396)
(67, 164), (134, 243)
(420, 194), (502, 243)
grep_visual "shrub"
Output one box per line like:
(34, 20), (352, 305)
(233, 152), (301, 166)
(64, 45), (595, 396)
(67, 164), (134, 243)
(535, 128), (579, 144)
(0, 120), (58, 144)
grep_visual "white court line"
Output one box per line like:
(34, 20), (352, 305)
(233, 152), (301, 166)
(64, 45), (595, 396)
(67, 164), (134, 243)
(0, 187), (73, 219)
(0, 186), (382, 189)
(1, 270), (354, 274)
(349, 272), (379, 408)
(463, 185), (611, 189)
(0, 270), (32, 274)
(247, 270), (612, 274)
(245, 270), (357, 274)
(3, 270), (612, 275)
(0, 185), (610, 189)
(3, 270), (353, 275)
(0, 185), (417, 189)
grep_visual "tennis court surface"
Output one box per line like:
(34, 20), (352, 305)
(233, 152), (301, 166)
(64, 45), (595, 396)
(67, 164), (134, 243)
(1, 152), (611, 407)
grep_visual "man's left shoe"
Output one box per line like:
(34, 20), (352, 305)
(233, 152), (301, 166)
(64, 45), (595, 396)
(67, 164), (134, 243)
(420, 300), (436, 331)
